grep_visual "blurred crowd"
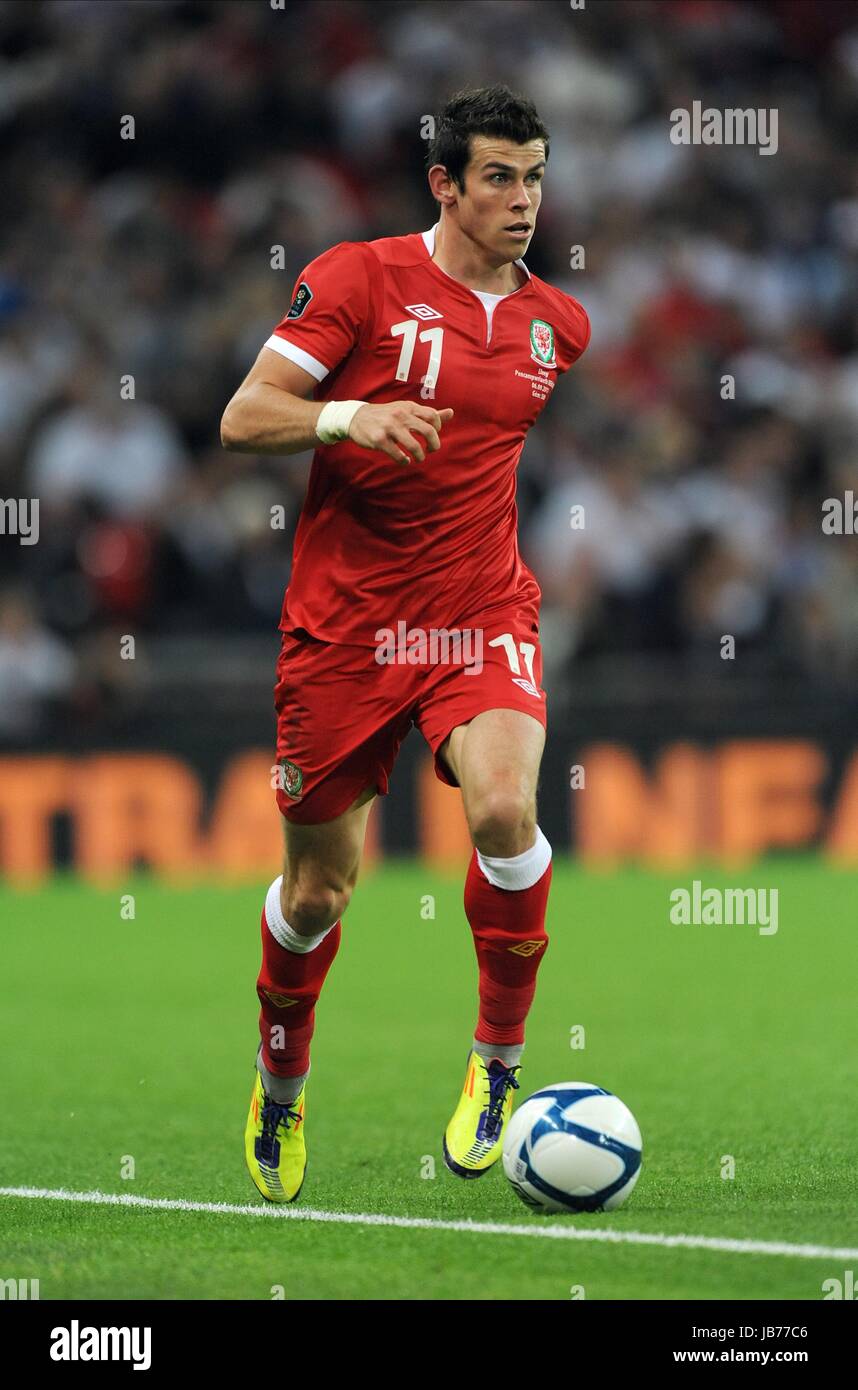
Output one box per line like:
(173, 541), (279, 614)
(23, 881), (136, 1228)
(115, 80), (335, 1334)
(2, 0), (858, 737)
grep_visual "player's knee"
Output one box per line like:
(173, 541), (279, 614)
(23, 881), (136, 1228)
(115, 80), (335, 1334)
(468, 785), (535, 857)
(280, 876), (352, 935)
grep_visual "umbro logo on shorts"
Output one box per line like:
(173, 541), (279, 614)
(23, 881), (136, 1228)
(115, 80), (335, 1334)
(405, 303), (443, 320)
(512, 676), (541, 698)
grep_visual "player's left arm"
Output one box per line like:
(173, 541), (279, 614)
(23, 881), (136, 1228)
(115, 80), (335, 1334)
(555, 294), (591, 372)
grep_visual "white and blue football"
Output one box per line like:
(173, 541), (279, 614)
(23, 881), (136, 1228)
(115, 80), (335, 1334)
(502, 1082), (642, 1214)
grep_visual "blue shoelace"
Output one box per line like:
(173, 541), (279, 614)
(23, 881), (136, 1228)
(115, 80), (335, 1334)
(480, 1063), (521, 1142)
(258, 1096), (301, 1163)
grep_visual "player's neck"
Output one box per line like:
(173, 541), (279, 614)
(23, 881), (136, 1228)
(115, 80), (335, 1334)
(431, 218), (524, 295)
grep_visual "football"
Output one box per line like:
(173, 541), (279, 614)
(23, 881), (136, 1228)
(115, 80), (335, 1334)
(502, 1082), (642, 1214)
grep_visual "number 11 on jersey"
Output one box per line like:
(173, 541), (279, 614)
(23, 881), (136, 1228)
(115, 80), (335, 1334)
(391, 320), (444, 390)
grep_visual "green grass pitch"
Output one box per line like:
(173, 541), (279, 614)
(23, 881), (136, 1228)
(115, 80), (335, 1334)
(1, 858), (856, 1300)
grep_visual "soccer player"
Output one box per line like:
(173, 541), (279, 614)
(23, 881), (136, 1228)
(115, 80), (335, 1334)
(221, 85), (590, 1202)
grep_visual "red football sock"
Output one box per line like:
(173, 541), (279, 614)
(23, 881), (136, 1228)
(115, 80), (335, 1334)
(464, 843), (552, 1047)
(256, 895), (341, 1078)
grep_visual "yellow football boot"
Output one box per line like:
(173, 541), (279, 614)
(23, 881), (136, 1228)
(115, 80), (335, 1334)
(244, 1068), (307, 1203)
(443, 1050), (521, 1178)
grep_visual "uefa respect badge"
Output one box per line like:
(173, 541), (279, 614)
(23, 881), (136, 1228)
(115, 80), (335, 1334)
(529, 318), (556, 368)
(286, 281), (313, 320)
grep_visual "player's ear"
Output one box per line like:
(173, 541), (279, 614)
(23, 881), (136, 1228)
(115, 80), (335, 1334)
(427, 163), (457, 207)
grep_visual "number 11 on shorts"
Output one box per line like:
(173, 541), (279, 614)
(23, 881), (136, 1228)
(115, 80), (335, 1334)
(489, 632), (538, 691)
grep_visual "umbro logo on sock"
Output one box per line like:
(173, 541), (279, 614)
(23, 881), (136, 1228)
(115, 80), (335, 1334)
(507, 939), (545, 957)
(261, 989), (300, 1008)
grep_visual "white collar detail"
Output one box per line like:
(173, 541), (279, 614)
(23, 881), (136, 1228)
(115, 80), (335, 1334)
(420, 222), (531, 283)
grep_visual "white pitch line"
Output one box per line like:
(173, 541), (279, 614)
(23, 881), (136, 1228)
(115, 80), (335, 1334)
(0, 1187), (854, 1262)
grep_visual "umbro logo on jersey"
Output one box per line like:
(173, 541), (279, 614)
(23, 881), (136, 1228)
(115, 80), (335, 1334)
(405, 303), (443, 320)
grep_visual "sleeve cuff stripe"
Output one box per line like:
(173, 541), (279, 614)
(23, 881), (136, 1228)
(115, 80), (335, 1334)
(263, 335), (330, 382)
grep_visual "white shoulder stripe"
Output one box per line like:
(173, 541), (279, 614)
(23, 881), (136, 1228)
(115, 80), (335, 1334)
(264, 335), (329, 382)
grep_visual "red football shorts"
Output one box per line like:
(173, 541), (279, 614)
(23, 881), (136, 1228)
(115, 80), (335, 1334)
(273, 607), (547, 823)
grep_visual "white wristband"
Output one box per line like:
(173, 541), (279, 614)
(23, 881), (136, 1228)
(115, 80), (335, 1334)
(315, 399), (366, 444)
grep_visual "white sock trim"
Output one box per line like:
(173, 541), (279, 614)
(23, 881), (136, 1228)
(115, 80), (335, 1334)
(264, 876), (335, 954)
(257, 1045), (310, 1102)
(476, 827), (552, 892)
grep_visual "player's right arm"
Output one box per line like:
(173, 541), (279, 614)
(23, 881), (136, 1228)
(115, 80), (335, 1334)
(221, 240), (452, 464)
(220, 350), (452, 464)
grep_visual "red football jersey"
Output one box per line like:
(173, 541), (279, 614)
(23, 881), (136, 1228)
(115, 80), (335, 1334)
(264, 223), (590, 646)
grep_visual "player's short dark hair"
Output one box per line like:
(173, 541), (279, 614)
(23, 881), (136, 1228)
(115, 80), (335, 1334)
(426, 84), (550, 190)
